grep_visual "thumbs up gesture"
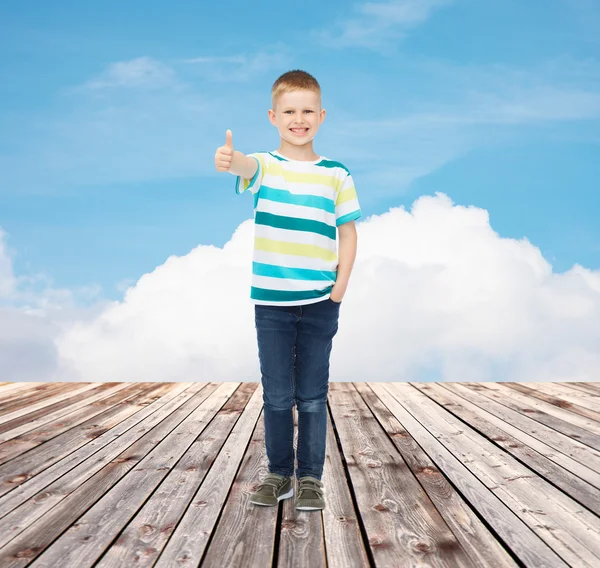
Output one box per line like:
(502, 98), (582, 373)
(215, 130), (235, 172)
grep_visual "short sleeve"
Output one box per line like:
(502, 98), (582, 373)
(335, 170), (362, 226)
(235, 152), (265, 195)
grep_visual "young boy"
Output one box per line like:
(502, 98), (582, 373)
(214, 69), (361, 511)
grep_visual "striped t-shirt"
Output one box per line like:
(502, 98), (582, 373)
(235, 150), (362, 306)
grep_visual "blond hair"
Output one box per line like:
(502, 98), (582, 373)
(271, 70), (321, 108)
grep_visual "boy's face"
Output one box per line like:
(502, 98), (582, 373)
(268, 89), (326, 147)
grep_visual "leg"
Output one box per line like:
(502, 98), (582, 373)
(255, 304), (298, 477)
(294, 298), (340, 481)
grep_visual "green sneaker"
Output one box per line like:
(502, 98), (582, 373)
(249, 473), (294, 506)
(295, 476), (326, 511)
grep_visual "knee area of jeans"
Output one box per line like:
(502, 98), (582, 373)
(263, 402), (294, 412)
(296, 401), (327, 413)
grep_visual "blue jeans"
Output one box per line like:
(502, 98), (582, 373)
(254, 297), (341, 481)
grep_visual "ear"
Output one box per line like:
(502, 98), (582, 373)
(319, 108), (326, 124)
(268, 109), (277, 126)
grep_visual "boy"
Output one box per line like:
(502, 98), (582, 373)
(214, 70), (360, 511)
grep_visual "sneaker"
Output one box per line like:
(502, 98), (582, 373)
(249, 473), (294, 506)
(295, 476), (326, 510)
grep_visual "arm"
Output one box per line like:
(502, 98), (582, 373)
(229, 151), (258, 179)
(331, 221), (358, 302)
(214, 129), (258, 179)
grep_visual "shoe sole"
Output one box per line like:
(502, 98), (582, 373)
(296, 505), (324, 511)
(250, 487), (294, 506)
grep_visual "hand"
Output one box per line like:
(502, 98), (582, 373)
(330, 284), (345, 303)
(215, 130), (234, 172)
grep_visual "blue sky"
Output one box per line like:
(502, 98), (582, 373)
(1, 1), (600, 384)
(1, 0), (599, 301)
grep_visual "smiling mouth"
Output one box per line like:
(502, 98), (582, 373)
(290, 128), (309, 135)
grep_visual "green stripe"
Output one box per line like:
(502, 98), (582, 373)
(255, 211), (336, 240)
(268, 151), (350, 174)
(252, 286), (333, 302)
(268, 152), (287, 162)
(316, 159), (350, 174)
(253, 262), (336, 281)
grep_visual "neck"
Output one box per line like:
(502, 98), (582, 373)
(277, 140), (319, 161)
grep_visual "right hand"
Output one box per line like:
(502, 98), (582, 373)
(215, 130), (234, 172)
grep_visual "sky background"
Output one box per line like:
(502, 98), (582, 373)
(1, 0), (599, 382)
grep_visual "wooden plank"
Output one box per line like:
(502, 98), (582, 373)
(0, 383), (133, 441)
(94, 383), (259, 567)
(0, 382), (156, 466)
(464, 382), (600, 451)
(357, 382), (518, 568)
(0, 382), (162, 495)
(25, 383), (240, 568)
(0, 383), (83, 414)
(413, 382), (600, 516)
(0, 383), (44, 397)
(0, 383), (102, 427)
(150, 383), (270, 568)
(278, 400), (371, 568)
(372, 381), (567, 567)
(278, 407), (327, 568)
(440, 382), (600, 490)
(0, 382), (202, 543)
(386, 382), (600, 567)
(512, 382), (600, 415)
(174, 395), (278, 568)
(328, 382), (475, 567)
(155, 385), (278, 568)
(558, 382), (600, 396)
(0, 382), (222, 566)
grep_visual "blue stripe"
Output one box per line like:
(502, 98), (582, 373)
(235, 156), (261, 195)
(253, 262), (336, 281)
(259, 185), (335, 214)
(337, 210), (361, 226)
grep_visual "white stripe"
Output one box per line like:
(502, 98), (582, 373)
(262, 175), (338, 197)
(252, 296), (330, 306)
(253, 274), (334, 292)
(253, 249), (337, 271)
(336, 199), (361, 219)
(254, 224), (336, 249)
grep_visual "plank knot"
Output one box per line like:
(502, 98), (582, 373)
(282, 520), (297, 530)
(15, 546), (43, 559)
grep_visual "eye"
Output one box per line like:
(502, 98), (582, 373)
(304, 110), (314, 113)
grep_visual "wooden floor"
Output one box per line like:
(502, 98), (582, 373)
(0, 381), (598, 567)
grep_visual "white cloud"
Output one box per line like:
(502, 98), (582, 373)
(2, 193), (600, 383)
(81, 57), (179, 90)
(182, 47), (291, 82)
(0, 228), (17, 297)
(0, 230), (108, 381)
(315, 0), (454, 51)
